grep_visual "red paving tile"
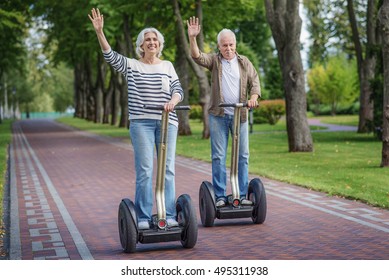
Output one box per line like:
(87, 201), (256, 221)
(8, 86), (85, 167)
(6, 119), (389, 260)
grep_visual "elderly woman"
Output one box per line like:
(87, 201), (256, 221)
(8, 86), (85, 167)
(89, 8), (183, 230)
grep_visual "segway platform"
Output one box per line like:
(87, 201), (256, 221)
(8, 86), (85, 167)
(118, 105), (197, 253)
(199, 103), (267, 227)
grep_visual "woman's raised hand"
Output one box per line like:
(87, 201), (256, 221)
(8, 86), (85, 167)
(88, 8), (104, 32)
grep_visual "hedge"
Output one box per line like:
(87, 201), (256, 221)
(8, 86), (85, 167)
(188, 99), (286, 125)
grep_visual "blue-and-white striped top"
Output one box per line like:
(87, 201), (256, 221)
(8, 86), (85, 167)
(103, 49), (184, 127)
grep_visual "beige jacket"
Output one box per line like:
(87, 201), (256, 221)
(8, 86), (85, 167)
(193, 51), (261, 122)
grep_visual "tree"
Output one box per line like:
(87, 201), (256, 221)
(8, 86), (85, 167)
(303, 0), (332, 66)
(264, 0), (313, 152)
(262, 56), (283, 99)
(347, 0), (379, 133)
(172, 0), (211, 138)
(171, 0), (192, 136)
(0, 1), (32, 121)
(307, 55), (359, 115)
(378, 0), (389, 167)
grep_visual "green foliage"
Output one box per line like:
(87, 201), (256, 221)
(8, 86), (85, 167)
(262, 55), (283, 99)
(303, 0), (367, 66)
(0, 3), (28, 77)
(255, 99), (286, 125)
(307, 55), (359, 115)
(188, 104), (203, 120)
(237, 41), (259, 72)
(187, 100), (286, 126)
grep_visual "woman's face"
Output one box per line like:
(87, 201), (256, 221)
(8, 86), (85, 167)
(142, 32), (160, 57)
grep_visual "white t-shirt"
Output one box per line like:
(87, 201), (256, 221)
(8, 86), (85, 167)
(221, 56), (240, 115)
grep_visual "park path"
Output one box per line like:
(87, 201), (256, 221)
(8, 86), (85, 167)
(6, 118), (389, 260)
(308, 118), (358, 132)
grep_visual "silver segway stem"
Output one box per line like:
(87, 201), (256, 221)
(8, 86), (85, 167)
(230, 105), (242, 202)
(144, 104), (190, 229)
(155, 110), (169, 222)
(219, 102), (248, 205)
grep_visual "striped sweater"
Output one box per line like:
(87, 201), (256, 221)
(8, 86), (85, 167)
(102, 49), (184, 127)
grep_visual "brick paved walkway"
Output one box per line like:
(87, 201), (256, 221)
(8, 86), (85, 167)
(6, 119), (389, 260)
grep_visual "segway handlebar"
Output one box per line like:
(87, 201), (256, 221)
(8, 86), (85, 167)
(143, 105), (191, 110)
(219, 102), (248, 108)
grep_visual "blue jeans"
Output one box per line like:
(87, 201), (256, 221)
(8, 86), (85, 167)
(129, 119), (178, 223)
(209, 114), (249, 202)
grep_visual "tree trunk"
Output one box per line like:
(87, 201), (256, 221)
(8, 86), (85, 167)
(347, 0), (376, 133)
(264, 0), (313, 152)
(123, 13), (136, 58)
(74, 61), (89, 120)
(82, 57), (95, 122)
(94, 54), (106, 123)
(117, 15), (134, 129)
(108, 68), (119, 126)
(174, 22), (192, 135)
(172, 0), (191, 135)
(118, 73), (128, 128)
(378, 1), (389, 167)
(74, 63), (83, 118)
(103, 69), (114, 124)
(171, 0), (211, 139)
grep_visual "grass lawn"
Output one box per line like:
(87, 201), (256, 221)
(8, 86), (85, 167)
(56, 115), (389, 209)
(0, 119), (12, 252)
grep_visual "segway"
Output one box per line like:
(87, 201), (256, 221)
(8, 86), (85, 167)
(118, 105), (198, 253)
(199, 102), (267, 227)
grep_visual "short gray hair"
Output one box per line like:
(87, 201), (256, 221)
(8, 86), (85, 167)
(135, 27), (165, 58)
(217, 29), (236, 45)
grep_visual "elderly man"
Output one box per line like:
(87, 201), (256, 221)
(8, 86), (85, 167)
(187, 17), (261, 207)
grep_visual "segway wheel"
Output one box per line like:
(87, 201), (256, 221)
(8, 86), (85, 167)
(176, 194), (198, 248)
(248, 178), (267, 224)
(199, 182), (216, 227)
(118, 199), (138, 253)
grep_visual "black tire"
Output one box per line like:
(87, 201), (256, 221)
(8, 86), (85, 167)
(118, 199), (138, 253)
(248, 178), (267, 224)
(176, 194), (198, 248)
(199, 182), (216, 227)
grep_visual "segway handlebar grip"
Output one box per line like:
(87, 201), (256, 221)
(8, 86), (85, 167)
(143, 105), (191, 110)
(174, 105), (191, 110)
(219, 102), (248, 108)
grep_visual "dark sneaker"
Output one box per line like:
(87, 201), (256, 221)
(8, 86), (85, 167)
(216, 199), (226, 207)
(138, 220), (150, 230)
(241, 198), (253, 206)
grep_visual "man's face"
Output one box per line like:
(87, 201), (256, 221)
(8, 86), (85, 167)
(218, 34), (236, 61)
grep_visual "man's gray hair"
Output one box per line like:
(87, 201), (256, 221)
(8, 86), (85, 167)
(135, 27), (165, 58)
(217, 29), (236, 45)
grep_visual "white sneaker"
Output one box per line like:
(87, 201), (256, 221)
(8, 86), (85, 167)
(241, 198), (253, 206)
(138, 220), (150, 230)
(167, 218), (179, 227)
(216, 200), (226, 207)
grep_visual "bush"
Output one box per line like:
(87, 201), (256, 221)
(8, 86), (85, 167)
(189, 104), (203, 120)
(188, 100), (286, 126)
(254, 99), (286, 125)
(308, 102), (359, 116)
